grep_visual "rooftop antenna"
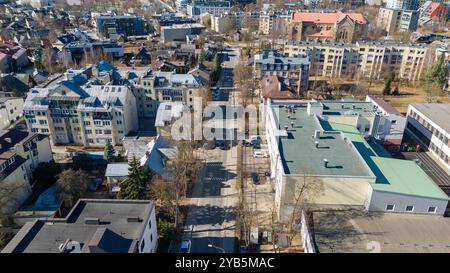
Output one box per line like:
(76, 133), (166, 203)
(323, 158), (329, 168)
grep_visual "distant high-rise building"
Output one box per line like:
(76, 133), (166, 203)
(386, 0), (420, 10)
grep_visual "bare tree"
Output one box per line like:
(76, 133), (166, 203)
(234, 59), (254, 106)
(56, 169), (89, 208)
(285, 174), (324, 250)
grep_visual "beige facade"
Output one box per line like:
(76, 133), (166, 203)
(259, 11), (290, 36)
(284, 41), (428, 81)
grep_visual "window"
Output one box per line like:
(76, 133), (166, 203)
(150, 234), (153, 242)
(140, 239), (145, 252)
(148, 220), (152, 229)
(405, 205), (414, 212)
(428, 206), (437, 213)
(386, 204), (395, 211)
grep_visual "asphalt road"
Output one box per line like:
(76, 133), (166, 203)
(182, 47), (241, 253)
(183, 148), (238, 253)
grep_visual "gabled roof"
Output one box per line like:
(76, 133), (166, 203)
(291, 11), (367, 25)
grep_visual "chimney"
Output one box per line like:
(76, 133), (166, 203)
(314, 130), (320, 139)
(323, 158), (329, 168)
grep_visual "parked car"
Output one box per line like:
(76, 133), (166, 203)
(251, 172), (260, 184)
(179, 239), (191, 253)
(253, 151), (268, 158)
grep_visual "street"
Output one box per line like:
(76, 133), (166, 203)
(183, 147), (238, 253)
(182, 46), (242, 253)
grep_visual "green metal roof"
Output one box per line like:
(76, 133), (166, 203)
(320, 121), (450, 201)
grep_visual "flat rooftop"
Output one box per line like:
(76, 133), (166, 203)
(320, 121), (449, 200)
(411, 103), (450, 133)
(321, 101), (377, 116)
(312, 209), (450, 253)
(2, 199), (153, 253)
(272, 105), (373, 177)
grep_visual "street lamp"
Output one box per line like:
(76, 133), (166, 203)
(207, 244), (225, 253)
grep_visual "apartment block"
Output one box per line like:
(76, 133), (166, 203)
(254, 50), (310, 96)
(386, 0), (420, 10)
(23, 62), (139, 147)
(377, 8), (419, 34)
(187, 1), (231, 17)
(259, 10), (291, 36)
(403, 103), (450, 171)
(95, 15), (148, 39)
(160, 23), (206, 43)
(284, 40), (428, 81)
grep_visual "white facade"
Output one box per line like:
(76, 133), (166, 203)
(405, 104), (450, 172)
(0, 97), (24, 129)
(366, 185), (448, 215)
(138, 203), (158, 253)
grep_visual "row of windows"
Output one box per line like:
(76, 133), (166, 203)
(386, 204), (437, 213)
(410, 110), (450, 147)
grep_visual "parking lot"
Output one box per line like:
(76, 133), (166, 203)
(242, 137), (276, 240)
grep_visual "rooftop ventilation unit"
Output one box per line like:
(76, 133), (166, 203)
(323, 158), (329, 168)
(84, 218), (100, 225)
(127, 217), (143, 223)
(315, 140), (319, 148)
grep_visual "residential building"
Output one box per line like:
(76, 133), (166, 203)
(2, 199), (158, 253)
(23, 62), (139, 146)
(155, 102), (190, 136)
(376, 8), (419, 34)
(259, 10), (291, 36)
(283, 40), (429, 82)
(419, 1), (450, 25)
(95, 15), (148, 39)
(403, 103), (450, 172)
(127, 70), (203, 118)
(153, 14), (196, 33)
(0, 97), (23, 129)
(289, 11), (367, 43)
(160, 23), (206, 43)
(260, 75), (299, 100)
(0, 43), (29, 73)
(187, 1), (231, 17)
(63, 41), (124, 63)
(265, 100), (449, 221)
(253, 50), (310, 96)
(0, 129), (53, 217)
(386, 0), (420, 10)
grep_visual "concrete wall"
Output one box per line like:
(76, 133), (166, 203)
(301, 210), (316, 253)
(138, 204), (158, 253)
(366, 186), (448, 216)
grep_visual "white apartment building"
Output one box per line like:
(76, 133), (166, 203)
(23, 62), (139, 147)
(0, 97), (23, 129)
(403, 103), (450, 172)
(259, 10), (291, 35)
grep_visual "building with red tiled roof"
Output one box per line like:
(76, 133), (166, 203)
(289, 11), (368, 43)
(260, 75), (299, 100)
(420, 1), (449, 22)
